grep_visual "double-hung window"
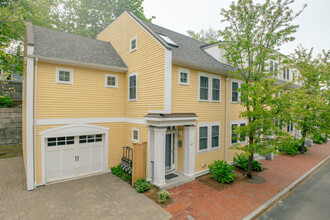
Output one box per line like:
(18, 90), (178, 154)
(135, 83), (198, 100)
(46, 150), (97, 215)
(198, 122), (221, 153)
(178, 68), (189, 85)
(287, 121), (293, 132)
(274, 62), (278, 76)
(132, 128), (139, 142)
(129, 73), (137, 101)
(231, 121), (247, 144)
(56, 68), (73, 84)
(198, 72), (221, 102)
(231, 80), (242, 103)
(130, 37), (137, 52)
(105, 74), (118, 88)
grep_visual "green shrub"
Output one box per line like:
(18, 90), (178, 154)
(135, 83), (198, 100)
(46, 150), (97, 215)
(158, 190), (170, 203)
(134, 178), (151, 193)
(208, 160), (236, 184)
(0, 95), (13, 108)
(312, 133), (325, 144)
(277, 137), (304, 155)
(233, 154), (263, 171)
(111, 165), (124, 177)
(150, 189), (155, 194)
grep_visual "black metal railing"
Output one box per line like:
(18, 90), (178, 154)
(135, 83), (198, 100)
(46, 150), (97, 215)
(120, 146), (133, 175)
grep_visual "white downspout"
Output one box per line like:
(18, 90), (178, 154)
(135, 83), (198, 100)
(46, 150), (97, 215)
(225, 77), (230, 161)
(34, 58), (38, 187)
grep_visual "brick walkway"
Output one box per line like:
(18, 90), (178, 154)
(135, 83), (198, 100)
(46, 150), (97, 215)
(0, 157), (172, 220)
(165, 143), (330, 220)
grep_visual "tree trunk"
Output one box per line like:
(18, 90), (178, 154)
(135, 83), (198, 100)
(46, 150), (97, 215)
(247, 153), (254, 178)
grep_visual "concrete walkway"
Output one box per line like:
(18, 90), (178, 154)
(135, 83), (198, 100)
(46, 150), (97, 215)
(0, 157), (171, 220)
(164, 143), (330, 220)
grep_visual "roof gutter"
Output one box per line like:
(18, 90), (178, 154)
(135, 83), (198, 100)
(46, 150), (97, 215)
(172, 58), (235, 76)
(27, 55), (128, 73)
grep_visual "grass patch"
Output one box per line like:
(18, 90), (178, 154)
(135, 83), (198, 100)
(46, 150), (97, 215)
(0, 143), (22, 159)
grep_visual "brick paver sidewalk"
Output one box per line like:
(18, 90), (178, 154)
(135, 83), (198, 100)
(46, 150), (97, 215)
(165, 143), (330, 220)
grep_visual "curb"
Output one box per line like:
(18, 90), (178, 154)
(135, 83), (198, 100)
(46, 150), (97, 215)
(243, 155), (330, 220)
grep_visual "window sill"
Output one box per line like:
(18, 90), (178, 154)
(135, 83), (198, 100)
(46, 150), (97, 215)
(105, 85), (118, 88)
(128, 99), (137, 102)
(56, 81), (73, 85)
(198, 147), (220, 154)
(178, 83), (189, 86)
(130, 48), (137, 53)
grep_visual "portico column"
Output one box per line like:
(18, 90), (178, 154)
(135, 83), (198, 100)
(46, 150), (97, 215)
(147, 127), (154, 181)
(153, 127), (167, 187)
(184, 125), (195, 177)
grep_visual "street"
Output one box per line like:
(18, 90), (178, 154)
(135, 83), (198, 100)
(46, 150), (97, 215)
(258, 159), (330, 220)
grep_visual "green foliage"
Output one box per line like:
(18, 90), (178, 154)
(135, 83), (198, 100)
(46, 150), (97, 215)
(134, 178), (151, 193)
(208, 160), (236, 184)
(186, 28), (219, 44)
(158, 190), (170, 203)
(233, 154), (263, 171)
(0, 95), (14, 108)
(149, 189), (155, 194)
(110, 165), (124, 177)
(312, 133), (326, 144)
(277, 136), (305, 155)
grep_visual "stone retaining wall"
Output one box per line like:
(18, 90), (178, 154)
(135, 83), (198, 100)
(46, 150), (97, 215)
(0, 107), (22, 145)
(0, 81), (22, 100)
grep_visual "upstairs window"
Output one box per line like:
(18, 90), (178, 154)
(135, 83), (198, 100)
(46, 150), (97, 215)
(130, 37), (137, 52)
(105, 74), (118, 88)
(132, 128), (139, 142)
(270, 60), (274, 73)
(56, 68), (73, 85)
(129, 73), (137, 101)
(158, 34), (178, 47)
(231, 80), (242, 103)
(198, 72), (221, 102)
(283, 67), (290, 80)
(274, 62), (278, 76)
(178, 68), (189, 86)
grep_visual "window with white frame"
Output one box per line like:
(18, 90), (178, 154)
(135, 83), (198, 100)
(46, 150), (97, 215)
(274, 62), (278, 76)
(178, 68), (189, 85)
(231, 80), (242, 103)
(130, 37), (137, 52)
(105, 74), (118, 88)
(132, 128), (139, 142)
(56, 68), (73, 84)
(128, 73), (137, 101)
(198, 122), (220, 152)
(283, 67), (290, 80)
(231, 121), (246, 144)
(198, 72), (221, 102)
(287, 121), (293, 132)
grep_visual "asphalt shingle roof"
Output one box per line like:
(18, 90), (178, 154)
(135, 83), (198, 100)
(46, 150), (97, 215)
(30, 25), (127, 69)
(138, 19), (235, 72)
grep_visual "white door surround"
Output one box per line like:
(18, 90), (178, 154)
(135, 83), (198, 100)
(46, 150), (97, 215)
(39, 124), (109, 185)
(145, 114), (197, 188)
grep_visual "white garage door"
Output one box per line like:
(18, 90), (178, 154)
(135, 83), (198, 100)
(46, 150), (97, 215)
(46, 134), (103, 183)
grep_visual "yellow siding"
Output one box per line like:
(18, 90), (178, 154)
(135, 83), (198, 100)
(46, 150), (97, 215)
(36, 62), (125, 119)
(97, 12), (165, 118)
(177, 126), (184, 172)
(172, 64), (244, 173)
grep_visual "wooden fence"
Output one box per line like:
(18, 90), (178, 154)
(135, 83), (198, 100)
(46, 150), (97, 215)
(131, 141), (147, 186)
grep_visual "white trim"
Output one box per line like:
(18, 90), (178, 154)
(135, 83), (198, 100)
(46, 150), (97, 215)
(198, 72), (221, 102)
(225, 77), (230, 161)
(56, 67), (73, 85)
(40, 124), (109, 185)
(164, 49), (172, 113)
(178, 67), (190, 86)
(26, 58), (35, 190)
(130, 36), (137, 52)
(105, 74), (118, 88)
(34, 58), (38, 186)
(28, 55), (128, 73)
(132, 128), (139, 143)
(36, 117), (147, 126)
(197, 121), (221, 154)
(231, 78), (242, 103)
(230, 120), (247, 145)
(128, 72), (138, 101)
(27, 46), (34, 56)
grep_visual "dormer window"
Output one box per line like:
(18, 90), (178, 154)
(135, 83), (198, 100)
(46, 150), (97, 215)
(130, 37), (137, 52)
(158, 34), (178, 47)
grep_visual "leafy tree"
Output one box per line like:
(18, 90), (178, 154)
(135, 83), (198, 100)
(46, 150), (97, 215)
(218, 0), (305, 178)
(187, 28), (220, 44)
(55, 0), (154, 38)
(289, 47), (329, 153)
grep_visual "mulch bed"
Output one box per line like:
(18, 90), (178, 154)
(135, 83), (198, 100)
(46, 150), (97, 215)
(144, 185), (176, 208)
(196, 167), (265, 192)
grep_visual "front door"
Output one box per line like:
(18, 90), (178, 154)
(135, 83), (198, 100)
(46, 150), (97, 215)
(165, 133), (175, 172)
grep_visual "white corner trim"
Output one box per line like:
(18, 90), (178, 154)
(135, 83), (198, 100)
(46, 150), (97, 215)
(132, 128), (139, 143)
(26, 58), (35, 190)
(128, 72), (138, 101)
(56, 67), (73, 85)
(164, 49), (172, 114)
(130, 36), (137, 52)
(27, 46), (34, 56)
(36, 117), (147, 126)
(178, 67), (190, 86)
(105, 74), (118, 88)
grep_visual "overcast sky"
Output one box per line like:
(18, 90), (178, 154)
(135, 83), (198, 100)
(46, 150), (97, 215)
(143, 0), (330, 57)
